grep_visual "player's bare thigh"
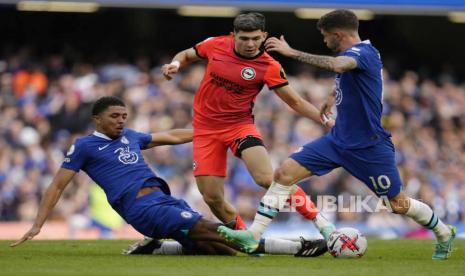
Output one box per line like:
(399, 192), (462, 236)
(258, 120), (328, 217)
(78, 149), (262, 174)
(241, 146), (273, 188)
(274, 158), (313, 186)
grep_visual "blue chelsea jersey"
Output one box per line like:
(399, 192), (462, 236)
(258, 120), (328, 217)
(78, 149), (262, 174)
(329, 40), (390, 149)
(61, 128), (159, 206)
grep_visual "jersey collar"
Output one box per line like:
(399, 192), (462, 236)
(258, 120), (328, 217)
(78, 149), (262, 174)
(233, 48), (265, 60)
(93, 130), (113, 140)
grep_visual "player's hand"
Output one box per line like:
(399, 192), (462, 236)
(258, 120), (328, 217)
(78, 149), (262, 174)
(10, 225), (41, 247)
(320, 96), (336, 129)
(265, 35), (294, 57)
(161, 62), (180, 80)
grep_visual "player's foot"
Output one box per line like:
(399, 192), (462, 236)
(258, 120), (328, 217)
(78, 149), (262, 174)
(320, 224), (336, 241)
(217, 225), (259, 254)
(294, 237), (328, 257)
(122, 237), (162, 255)
(432, 225), (456, 260)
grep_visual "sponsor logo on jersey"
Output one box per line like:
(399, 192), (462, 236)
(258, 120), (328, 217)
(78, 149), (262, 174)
(210, 72), (245, 94)
(66, 145), (75, 156)
(241, 67), (256, 80)
(114, 146), (138, 164)
(98, 144), (110, 151)
(181, 211), (193, 219)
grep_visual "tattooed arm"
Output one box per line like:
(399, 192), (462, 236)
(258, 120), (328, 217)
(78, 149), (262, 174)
(265, 35), (357, 73)
(292, 52), (356, 73)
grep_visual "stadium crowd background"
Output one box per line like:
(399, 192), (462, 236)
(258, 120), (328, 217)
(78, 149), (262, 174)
(1, 6), (465, 239)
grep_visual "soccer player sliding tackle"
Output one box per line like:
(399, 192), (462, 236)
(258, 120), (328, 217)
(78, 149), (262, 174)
(10, 96), (327, 257)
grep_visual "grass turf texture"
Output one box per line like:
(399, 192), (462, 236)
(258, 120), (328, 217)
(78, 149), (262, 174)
(1, 239), (464, 275)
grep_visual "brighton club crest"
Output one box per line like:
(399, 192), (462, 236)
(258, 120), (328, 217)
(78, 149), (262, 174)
(241, 67), (256, 80)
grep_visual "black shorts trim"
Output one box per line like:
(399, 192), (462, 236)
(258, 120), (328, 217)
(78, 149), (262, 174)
(235, 135), (265, 157)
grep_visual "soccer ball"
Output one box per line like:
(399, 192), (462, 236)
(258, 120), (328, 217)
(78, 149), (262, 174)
(327, 227), (367, 258)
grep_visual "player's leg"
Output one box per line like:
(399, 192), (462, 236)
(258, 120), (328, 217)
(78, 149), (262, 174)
(122, 238), (185, 255)
(231, 125), (321, 229)
(219, 135), (339, 252)
(196, 176), (238, 225)
(343, 138), (456, 260)
(238, 137), (319, 219)
(275, 158), (335, 239)
(193, 129), (244, 228)
(188, 218), (326, 256)
(389, 192), (456, 260)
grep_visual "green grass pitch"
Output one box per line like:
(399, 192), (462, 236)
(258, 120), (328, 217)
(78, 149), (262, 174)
(1, 239), (464, 275)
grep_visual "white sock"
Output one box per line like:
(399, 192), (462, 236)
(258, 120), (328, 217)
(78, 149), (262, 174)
(312, 213), (334, 232)
(405, 198), (450, 242)
(249, 182), (294, 239)
(263, 238), (301, 255)
(152, 241), (184, 255)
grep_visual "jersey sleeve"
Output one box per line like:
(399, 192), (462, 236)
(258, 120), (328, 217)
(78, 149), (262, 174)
(135, 131), (152, 149)
(343, 47), (369, 71)
(61, 140), (87, 172)
(264, 62), (289, 90)
(193, 37), (217, 59)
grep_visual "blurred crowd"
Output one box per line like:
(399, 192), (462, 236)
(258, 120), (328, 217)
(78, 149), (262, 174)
(1, 52), (465, 233)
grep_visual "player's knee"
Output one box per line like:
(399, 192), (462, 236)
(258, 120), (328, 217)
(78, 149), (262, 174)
(273, 166), (294, 186)
(389, 197), (409, 214)
(252, 172), (273, 188)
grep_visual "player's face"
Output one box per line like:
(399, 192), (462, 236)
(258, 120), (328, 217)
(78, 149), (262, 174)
(321, 29), (342, 53)
(94, 105), (128, 139)
(233, 30), (267, 57)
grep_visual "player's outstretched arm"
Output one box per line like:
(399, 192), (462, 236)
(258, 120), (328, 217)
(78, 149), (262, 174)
(161, 48), (200, 80)
(10, 168), (76, 247)
(274, 85), (324, 124)
(265, 35), (357, 73)
(147, 129), (193, 148)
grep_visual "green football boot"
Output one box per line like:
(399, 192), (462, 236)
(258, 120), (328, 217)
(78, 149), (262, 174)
(432, 225), (456, 260)
(217, 226), (259, 254)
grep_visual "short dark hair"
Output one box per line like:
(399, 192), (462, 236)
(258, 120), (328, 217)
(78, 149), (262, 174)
(317, 9), (359, 31)
(92, 96), (125, 116)
(233, 12), (266, 32)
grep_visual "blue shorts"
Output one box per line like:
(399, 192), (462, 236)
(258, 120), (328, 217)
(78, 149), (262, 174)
(290, 135), (402, 199)
(123, 189), (202, 250)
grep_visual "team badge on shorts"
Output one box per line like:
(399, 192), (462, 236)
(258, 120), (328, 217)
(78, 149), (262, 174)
(241, 67), (256, 80)
(181, 211), (193, 219)
(192, 160), (198, 171)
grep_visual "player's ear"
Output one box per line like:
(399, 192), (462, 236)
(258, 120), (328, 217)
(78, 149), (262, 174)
(93, 115), (100, 124)
(263, 31), (268, 40)
(334, 30), (344, 40)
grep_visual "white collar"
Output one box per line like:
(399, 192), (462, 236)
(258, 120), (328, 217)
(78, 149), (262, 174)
(361, 40), (371, 44)
(93, 130), (113, 140)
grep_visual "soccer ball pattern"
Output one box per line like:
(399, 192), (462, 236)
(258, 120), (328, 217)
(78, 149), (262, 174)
(327, 227), (367, 258)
